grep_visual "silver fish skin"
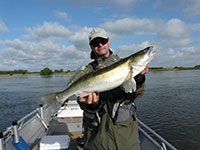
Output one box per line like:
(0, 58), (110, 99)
(42, 46), (156, 104)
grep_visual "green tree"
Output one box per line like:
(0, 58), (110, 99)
(54, 69), (60, 73)
(195, 65), (200, 68)
(54, 69), (64, 73)
(66, 70), (71, 73)
(22, 70), (29, 75)
(40, 67), (53, 75)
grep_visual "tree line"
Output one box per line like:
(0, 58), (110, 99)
(0, 68), (73, 75)
(150, 65), (200, 71)
(0, 70), (29, 75)
(40, 67), (72, 75)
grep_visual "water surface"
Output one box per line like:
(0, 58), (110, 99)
(136, 70), (200, 150)
(0, 70), (200, 150)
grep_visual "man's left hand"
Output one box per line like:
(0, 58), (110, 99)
(139, 64), (149, 75)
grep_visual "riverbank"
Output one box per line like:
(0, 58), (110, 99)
(149, 67), (200, 71)
(1, 67), (200, 76)
(0, 72), (75, 77)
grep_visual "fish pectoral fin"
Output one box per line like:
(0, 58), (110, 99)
(121, 77), (136, 93)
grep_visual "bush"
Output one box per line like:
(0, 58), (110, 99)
(54, 69), (64, 73)
(195, 65), (200, 68)
(40, 67), (53, 75)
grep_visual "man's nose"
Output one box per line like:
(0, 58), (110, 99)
(98, 43), (103, 47)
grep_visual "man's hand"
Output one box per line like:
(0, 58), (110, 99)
(140, 64), (149, 75)
(78, 92), (99, 104)
(134, 64), (149, 80)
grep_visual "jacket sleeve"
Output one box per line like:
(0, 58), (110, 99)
(133, 74), (146, 100)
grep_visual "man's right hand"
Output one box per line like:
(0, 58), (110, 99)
(78, 92), (99, 104)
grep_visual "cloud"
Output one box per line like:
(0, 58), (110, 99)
(153, 0), (200, 16)
(153, 0), (184, 10)
(0, 37), (90, 71)
(101, 17), (189, 39)
(68, 27), (91, 51)
(111, 0), (140, 9)
(101, 17), (155, 37)
(0, 38), (60, 64)
(0, 46), (26, 70)
(67, 0), (141, 10)
(161, 38), (193, 48)
(101, 17), (193, 48)
(150, 45), (200, 68)
(167, 48), (183, 59)
(158, 19), (189, 39)
(61, 45), (88, 61)
(0, 15), (199, 71)
(54, 11), (70, 20)
(181, 47), (198, 54)
(23, 22), (71, 40)
(115, 41), (152, 57)
(0, 20), (10, 33)
(182, 0), (200, 16)
(155, 18), (194, 47)
(2, 39), (25, 50)
(0, 22), (91, 71)
(190, 23), (200, 32)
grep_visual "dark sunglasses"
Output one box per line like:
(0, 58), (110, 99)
(90, 38), (108, 47)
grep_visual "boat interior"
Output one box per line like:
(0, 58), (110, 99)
(1, 101), (177, 150)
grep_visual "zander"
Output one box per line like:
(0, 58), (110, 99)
(42, 46), (156, 104)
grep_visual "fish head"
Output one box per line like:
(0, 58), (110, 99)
(129, 46), (156, 73)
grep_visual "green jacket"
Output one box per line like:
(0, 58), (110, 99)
(77, 50), (145, 150)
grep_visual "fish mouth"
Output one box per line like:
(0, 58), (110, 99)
(146, 46), (156, 64)
(145, 46), (156, 58)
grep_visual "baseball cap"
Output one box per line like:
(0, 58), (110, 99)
(89, 28), (109, 44)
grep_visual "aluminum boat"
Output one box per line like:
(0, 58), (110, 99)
(0, 100), (178, 150)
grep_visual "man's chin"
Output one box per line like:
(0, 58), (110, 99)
(98, 50), (107, 55)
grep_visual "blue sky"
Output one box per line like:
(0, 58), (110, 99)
(0, 0), (200, 72)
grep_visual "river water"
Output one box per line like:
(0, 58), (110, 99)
(0, 70), (200, 150)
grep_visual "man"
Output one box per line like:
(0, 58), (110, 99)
(77, 28), (148, 150)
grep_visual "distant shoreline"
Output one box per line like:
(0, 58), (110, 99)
(0, 67), (200, 77)
(149, 67), (200, 71)
(0, 72), (75, 77)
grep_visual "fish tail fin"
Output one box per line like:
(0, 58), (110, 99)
(41, 92), (59, 104)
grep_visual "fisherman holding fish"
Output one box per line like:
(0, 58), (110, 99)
(77, 28), (150, 150)
(42, 27), (155, 149)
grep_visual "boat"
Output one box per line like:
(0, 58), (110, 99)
(0, 100), (178, 150)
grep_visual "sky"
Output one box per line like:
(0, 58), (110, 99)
(0, 0), (200, 72)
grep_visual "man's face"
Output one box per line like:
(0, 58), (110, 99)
(90, 38), (110, 58)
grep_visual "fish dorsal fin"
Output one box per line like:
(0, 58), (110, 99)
(67, 65), (93, 87)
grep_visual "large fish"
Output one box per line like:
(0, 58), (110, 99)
(42, 46), (156, 104)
